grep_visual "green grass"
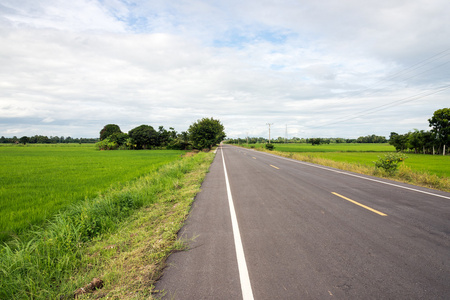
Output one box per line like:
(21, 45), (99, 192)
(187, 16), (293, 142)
(298, 152), (450, 178)
(0, 151), (214, 299)
(0, 144), (186, 242)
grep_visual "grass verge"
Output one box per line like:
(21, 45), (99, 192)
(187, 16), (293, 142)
(255, 149), (450, 193)
(0, 151), (214, 299)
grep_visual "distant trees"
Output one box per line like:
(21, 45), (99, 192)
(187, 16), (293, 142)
(309, 138), (330, 145)
(188, 117), (226, 150)
(389, 108), (449, 155)
(0, 135), (97, 144)
(19, 136), (29, 145)
(389, 130), (435, 154)
(390, 129), (445, 155)
(96, 118), (225, 151)
(356, 134), (387, 143)
(224, 136), (387, 145)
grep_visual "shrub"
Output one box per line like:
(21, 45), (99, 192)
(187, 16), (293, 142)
(265, 143), (275, 150)
(95, 138), (118, 150)
(374, 153), (407, 175)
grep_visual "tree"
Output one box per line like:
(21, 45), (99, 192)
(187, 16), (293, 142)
(128, 125), (158, 149)
(19, 136), (29, 145)
(428, 108), (450, 155)
(188, 117), (226, 150)
(100, 124), (122, 141)
(109, 132), (129, 147)
(157, 126), (170, 147)
(389, 132), (409, 152)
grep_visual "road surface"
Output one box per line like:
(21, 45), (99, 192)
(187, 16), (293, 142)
(155, 144), (450, 299)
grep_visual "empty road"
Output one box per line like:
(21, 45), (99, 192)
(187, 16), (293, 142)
(155, 144), (450, 299)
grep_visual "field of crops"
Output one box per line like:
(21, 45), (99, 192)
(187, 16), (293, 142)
(244, 143), (450, 178)
(0, 144), (185, 242)
(299, 152), (450, 178)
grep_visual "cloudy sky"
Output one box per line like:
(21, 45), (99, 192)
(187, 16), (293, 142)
(1, 0), (449, 139)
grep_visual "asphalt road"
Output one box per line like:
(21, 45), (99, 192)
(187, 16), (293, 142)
(155, 144), (450, 299)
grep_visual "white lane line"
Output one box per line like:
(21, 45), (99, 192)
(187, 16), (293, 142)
(236, 146), (450, 201)
(221, 146), (255, 300)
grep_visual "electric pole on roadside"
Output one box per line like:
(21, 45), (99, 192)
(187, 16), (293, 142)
(285, 124), (288, 143)
(266, 123), (273, 143)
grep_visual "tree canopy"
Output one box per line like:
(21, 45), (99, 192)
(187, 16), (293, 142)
(100, 124), (122, 140)
(429, 108), (449, 151)
(128, 125), (158, 149)
(188, 117), (226, 150)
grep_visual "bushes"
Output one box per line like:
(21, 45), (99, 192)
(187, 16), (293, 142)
(374, 153), (407, 175)
(95, 137), (118, 150)
(265, 143), (275, 150)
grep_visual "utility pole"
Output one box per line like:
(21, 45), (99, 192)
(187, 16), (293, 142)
(266, 123), (273, 143)
(246, 132), (249, 146)
(285, 124), (288, 143)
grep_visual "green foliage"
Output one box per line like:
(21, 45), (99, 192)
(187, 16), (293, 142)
(95, 137), (118, 150)
(309, 138), (328, 145)
(1, 135), (97, 144)
(100, 124), (122, 141)
(128, 125), (158, 149)
(188, 117), (226, 150)
(265, 143), (275, 150)
(389, 132), (409, 151)
(0, 144), (185, 242)
(374, 153), (408, 174)
(428, 108), (450, 149)
(356, 134), (387, 143)
(19, 136), (29, 145)
(109, 132), (129, 146)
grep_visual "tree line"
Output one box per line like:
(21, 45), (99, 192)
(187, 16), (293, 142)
(225, 134), (387, 145)
(0, 135), (97, 144)
(389, 108), (449, 155)
(97, 117), (226, 151)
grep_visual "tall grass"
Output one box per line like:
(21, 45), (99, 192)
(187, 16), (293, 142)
(0, 144), (185, 242)
(0, 152), (213, 299)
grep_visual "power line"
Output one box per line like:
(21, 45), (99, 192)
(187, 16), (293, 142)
(310, 48), (450, 129)
(313, 83), (450, 128)
(339, 48), (450, 100)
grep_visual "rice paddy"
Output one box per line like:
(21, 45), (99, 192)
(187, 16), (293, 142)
(0, 144), (186, 242)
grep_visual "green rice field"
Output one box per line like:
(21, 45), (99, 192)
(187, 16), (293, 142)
(0, 144), (186, 242)
(298, 152), (450, 178)
(245, 143), (450, 178)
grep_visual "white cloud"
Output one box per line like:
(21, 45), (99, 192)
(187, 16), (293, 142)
(0, 0), (449, 139)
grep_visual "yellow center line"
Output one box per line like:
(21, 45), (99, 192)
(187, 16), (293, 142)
(332, 192), (387, 216)
(270, 165), (280, 169)
(252, 157), (256, 159)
